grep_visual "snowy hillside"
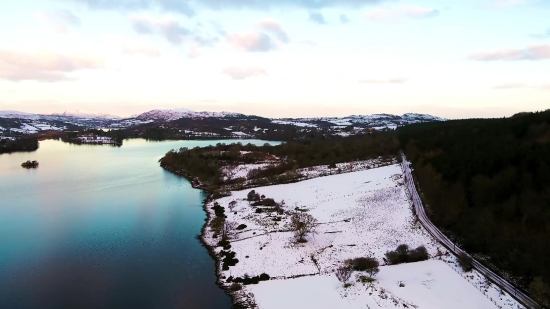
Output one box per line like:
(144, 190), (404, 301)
(135, 108), (245, 121)
(0, 110), (40, 120)
(275, 113), (446, 129)
(206, 164), (523, 309)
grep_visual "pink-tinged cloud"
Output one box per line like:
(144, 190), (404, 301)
(0, 49), (104, 82)
(365, 6), (439, 21)
(403, 6), (440, 18)
(359, 77), (409, 84)
(227, 31), (275, 52)
(469, 45), (550, 61)
(255, 18), (289, 42)
(188, 46), (201, 58)
(222, 66), (267, 80)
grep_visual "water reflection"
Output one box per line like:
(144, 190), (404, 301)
(0, 139), (278, 309)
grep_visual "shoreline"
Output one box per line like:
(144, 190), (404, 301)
(162, 165), (243, 308)
(160, 159), (397, 309)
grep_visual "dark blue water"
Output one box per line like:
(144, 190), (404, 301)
(0, 139), (277, 309)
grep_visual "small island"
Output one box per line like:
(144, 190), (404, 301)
(21, 160), (39, 168)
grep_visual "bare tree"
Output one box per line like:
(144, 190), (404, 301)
(335, 265), (353, 286)
(222, 221), (239, 239)
(228, 200), (237, 212)
(225, 165), (237, 181)
(274, 199), (285, 215)
(290, 212), (318, 242)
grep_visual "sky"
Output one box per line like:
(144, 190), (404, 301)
(0, 0), (549, 119)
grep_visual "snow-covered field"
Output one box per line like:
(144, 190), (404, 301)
(249, 260), (500, 309)
(7, 122), (65, 134)
(204, 164), (524, 309)
(221, 158), (391, 185)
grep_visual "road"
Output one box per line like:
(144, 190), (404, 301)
(401, 153), (542, 309)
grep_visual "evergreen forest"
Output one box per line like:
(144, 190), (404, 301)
(398, 110), (550, 305)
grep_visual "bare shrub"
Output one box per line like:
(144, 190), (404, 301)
(222, 221), (238, 239)
(458, 251), (473, 272)
(228, 200), (237, 212)
(290, 212), (318, 242)
(335, 265), (353, 285)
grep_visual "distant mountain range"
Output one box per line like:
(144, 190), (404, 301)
(50, 110), (122, 120)
(0, 108), (446, 131)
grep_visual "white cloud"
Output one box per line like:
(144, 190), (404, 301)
(222, 66), (267, 80)
(359, 77), (409, 84)
(37, 9), (81, 34)
(365, 6), (440, 22)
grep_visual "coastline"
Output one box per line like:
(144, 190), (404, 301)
(160, 159), (397, 309)
(161, 165), (244, 308)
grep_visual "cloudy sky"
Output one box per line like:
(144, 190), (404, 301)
(0, 0), (549, 118)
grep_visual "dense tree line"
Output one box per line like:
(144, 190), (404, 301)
(0, 137), (39, 154)
(159, 132), (398, 189)
(398, 110), (550, 305)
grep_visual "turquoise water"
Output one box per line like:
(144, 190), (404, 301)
(0, 139), (277, 309)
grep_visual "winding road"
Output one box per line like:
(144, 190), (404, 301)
(401, 153), (542, 309)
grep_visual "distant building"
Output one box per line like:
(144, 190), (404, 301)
(77, 134), (115, 144)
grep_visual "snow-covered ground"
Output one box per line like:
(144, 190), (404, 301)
(204, 164), (524, 309)
(249, 260), (501, 309)
(271, 120), (318, 127)
(30, 123), (65, 131)
(9, 122), (65, 134)
(11, 123), (39, 134)
(220, 158), (390, 185)
(0, 110), (40, 120)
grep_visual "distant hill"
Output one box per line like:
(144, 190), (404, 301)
(135, 109), (245, 122)
(276, 113), (446, 129)
(0, 110), (40, 120)
(133, 108), (446, 130)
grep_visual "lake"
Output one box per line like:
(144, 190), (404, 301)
(0, 138), (278, 309)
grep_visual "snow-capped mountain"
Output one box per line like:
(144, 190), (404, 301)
(50, 110), (122, 119)
(135, 108), (245, 122)
(0, 110), (40, 120)
(275, 113), (446, 129)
